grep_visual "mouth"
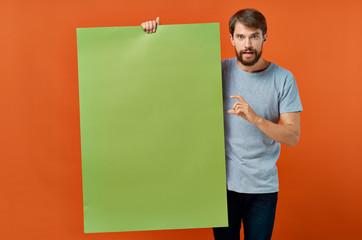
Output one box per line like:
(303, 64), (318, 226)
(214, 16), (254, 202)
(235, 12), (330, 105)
(242, 51), (254, 57)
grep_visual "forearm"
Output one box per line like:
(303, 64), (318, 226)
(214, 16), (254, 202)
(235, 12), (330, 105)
(254, 117), (300, 147)
(229, 95), (300, 146)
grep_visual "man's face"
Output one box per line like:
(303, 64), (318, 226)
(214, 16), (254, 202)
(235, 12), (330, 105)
(230, 22), (267, 66)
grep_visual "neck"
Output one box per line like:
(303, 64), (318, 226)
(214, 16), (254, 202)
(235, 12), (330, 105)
(236, 58), (270, 73)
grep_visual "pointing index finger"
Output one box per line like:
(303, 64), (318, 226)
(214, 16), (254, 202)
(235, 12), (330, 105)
(230, 95), (244, 101)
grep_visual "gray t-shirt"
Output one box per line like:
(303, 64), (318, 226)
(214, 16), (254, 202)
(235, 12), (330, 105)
(222, 57), (303, 193)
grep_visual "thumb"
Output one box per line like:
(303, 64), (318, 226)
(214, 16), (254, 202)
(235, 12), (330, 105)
(156, 17), (160, 25)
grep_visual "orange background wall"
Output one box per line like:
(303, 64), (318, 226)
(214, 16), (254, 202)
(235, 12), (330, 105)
(1, 0), (362, 239)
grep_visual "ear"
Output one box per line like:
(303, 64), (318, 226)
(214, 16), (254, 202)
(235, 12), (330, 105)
(262, 33), (267, 45)
(230, 33), (235, 46)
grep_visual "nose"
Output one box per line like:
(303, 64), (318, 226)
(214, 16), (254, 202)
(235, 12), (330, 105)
(244, 38), (251, 48)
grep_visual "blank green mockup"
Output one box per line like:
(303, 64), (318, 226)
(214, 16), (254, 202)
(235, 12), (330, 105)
(77, 23), (227, 233)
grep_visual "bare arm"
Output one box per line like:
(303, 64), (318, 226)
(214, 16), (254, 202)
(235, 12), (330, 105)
(254, 112), (300, 147)
(228, 95), (300, 147)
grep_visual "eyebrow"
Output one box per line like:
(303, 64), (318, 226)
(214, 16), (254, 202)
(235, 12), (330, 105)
(235, 32), (260, 37)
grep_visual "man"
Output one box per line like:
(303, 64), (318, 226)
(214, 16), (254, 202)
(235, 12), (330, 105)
(141, 8), (303, 240)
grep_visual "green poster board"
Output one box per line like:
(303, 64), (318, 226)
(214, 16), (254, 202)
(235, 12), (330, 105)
(77, 23), (227, 233)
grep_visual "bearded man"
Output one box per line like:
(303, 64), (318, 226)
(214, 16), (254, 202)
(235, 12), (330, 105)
(141, 8), (303, 240)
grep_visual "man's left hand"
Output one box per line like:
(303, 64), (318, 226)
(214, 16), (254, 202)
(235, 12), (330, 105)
(228, 95), (260, 125)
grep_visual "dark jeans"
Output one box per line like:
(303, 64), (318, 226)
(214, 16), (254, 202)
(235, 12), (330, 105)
(213, 190), (278, 240)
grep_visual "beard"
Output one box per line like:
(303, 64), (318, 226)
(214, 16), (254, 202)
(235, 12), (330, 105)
(235, 47), (262, 66)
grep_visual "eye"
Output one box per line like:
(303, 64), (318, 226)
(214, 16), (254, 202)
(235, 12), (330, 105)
(251, 35), (258, 39)
(237, 35), (244, 39)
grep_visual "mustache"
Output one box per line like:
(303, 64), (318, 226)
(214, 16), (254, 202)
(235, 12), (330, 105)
(240, 48), (256, 53)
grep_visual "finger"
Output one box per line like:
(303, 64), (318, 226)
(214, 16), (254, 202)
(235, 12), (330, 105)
(144, 21), (149, 33)
(141, 23), (145, 31)
(234, 106), (242, 112)
(228, 109), (237, 115)
(156, 17), (160, 25)
(152, 20), (156, 32)
(149, 21), (154, 33)
(232, 102), (242, 109)
(147, 21), (153, 33)
(230, 95), (244, 102)
(236, 108), (244, 116)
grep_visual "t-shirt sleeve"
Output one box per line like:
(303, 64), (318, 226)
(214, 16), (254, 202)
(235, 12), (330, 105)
(221, 58), (228, 70)
(279, 73), (303, 113)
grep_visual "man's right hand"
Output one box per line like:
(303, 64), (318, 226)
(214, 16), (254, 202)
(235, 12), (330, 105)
(141, 17), (160, 33)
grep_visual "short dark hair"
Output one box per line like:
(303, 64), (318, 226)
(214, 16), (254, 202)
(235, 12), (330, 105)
(229, 8), (267, 36)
